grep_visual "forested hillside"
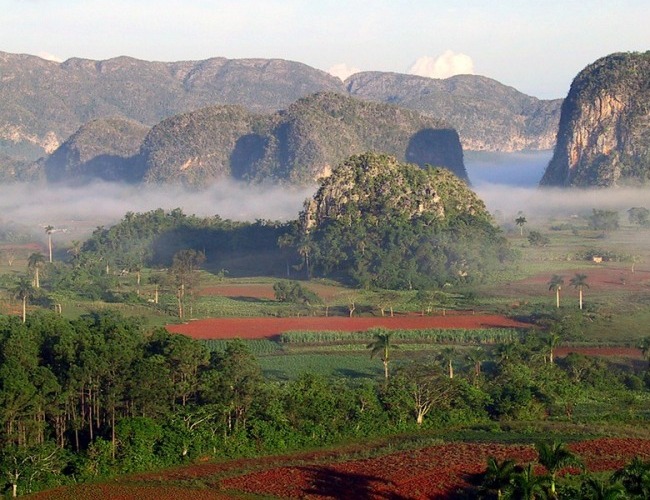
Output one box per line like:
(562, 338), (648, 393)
(296, 153), (510, 288)
(43, 93), (467, 186)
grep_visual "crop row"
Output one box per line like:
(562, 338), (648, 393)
(279, 328), (523, 344)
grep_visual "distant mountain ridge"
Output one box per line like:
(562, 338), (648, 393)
(346, 72), (562, 152)
(0, 51), (561, 167)
(41, 93), (467, 187)
(0, 51), (345, 161)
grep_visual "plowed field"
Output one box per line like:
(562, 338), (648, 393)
(33, 437), (650, 499)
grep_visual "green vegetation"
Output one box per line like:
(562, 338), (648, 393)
(0, 310), (649, 496)
(1, 151), (650, 496)
(293, 153), (511, 288)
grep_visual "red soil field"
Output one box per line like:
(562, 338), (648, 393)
(219, 438), (650, 499)
(167, 314), (530, 340)
(36, 437), (650, 499)
(514, 266), (650, 293)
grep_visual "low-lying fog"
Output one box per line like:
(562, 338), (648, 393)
(466, 150), (650, 222)
(1, 150), (649, 243)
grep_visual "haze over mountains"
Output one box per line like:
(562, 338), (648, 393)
(0, 51), (561, 182)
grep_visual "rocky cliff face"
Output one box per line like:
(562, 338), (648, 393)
(541, 52), (650, 187)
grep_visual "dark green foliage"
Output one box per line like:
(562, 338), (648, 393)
(0, 310), (649, 494)
(628, 207), (650, 226)
(299, 153), (511, 289)
(74, 208), (291, 278)
(527, 230), (550, 247)
(588, 209), (620, 231)
(273, 281), (322, 307)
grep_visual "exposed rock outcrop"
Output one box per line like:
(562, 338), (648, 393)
(541, 52), (650, 187)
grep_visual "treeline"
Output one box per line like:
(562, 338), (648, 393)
(1, 311), (649, 495)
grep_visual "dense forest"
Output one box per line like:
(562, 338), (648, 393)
(1, 310), (649, 496)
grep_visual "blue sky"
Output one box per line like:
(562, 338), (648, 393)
(2, 0), (649, 99)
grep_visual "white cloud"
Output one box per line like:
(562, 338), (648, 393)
(407, 50), (474, 79)
(327, 63), (361, 81)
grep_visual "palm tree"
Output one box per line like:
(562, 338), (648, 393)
(580, 475), (626, 500)
(44, 225), (54, 263)
(509, 462), (549, 499)
(13, 277), (34, 323)
(466, 346), (485, 385)
(440, 346), (457, 379)
(367, 329), (394, 381)
(515, 215), (527, 236)
(545, 332), (561, 364)
(569, 273), (589, 310)
(548, 275), (564, 308)
(611, 456), (650, 497)
(27, 252), (46, 289)
(638, 336), (650, 369)
(481, 456), (517, 499)
(536, 440), (583, 496)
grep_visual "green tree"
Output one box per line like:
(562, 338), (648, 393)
(545, 332), (561, 364)
(515, 215), (527, 236)
(169, 249), (205, 319)
(44, 225), (55, 263)
(439, 346), (457, 379)
(27, 252), (46, 289)
(569, 273), (589, 310)
(367, 329), (394, 381)
(548, 275), (564, 308)
(508, 462), (549, 499)
(480, 456), (517, 499)
(13, 276), (34, 323)
(200, 340), (262, 434)
(536, 440), (583, 496)
(580, 475), (626, 500)
(611, 456), (650, 497)
(466, 347), (485, 386)
(628, 207), (650, 226)
(528, 230), (550, 247)
(0, 443), (62, 497)
(395, 362), (454, 425)
(588, 209), (619, 231)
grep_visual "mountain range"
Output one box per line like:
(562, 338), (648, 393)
(40, 92), (467, 186)
(0, 51), (561, 173)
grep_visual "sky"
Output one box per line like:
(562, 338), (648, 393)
(1, 1), (648, 99)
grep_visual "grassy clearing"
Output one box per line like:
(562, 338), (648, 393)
(258, 352), (384, 380)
